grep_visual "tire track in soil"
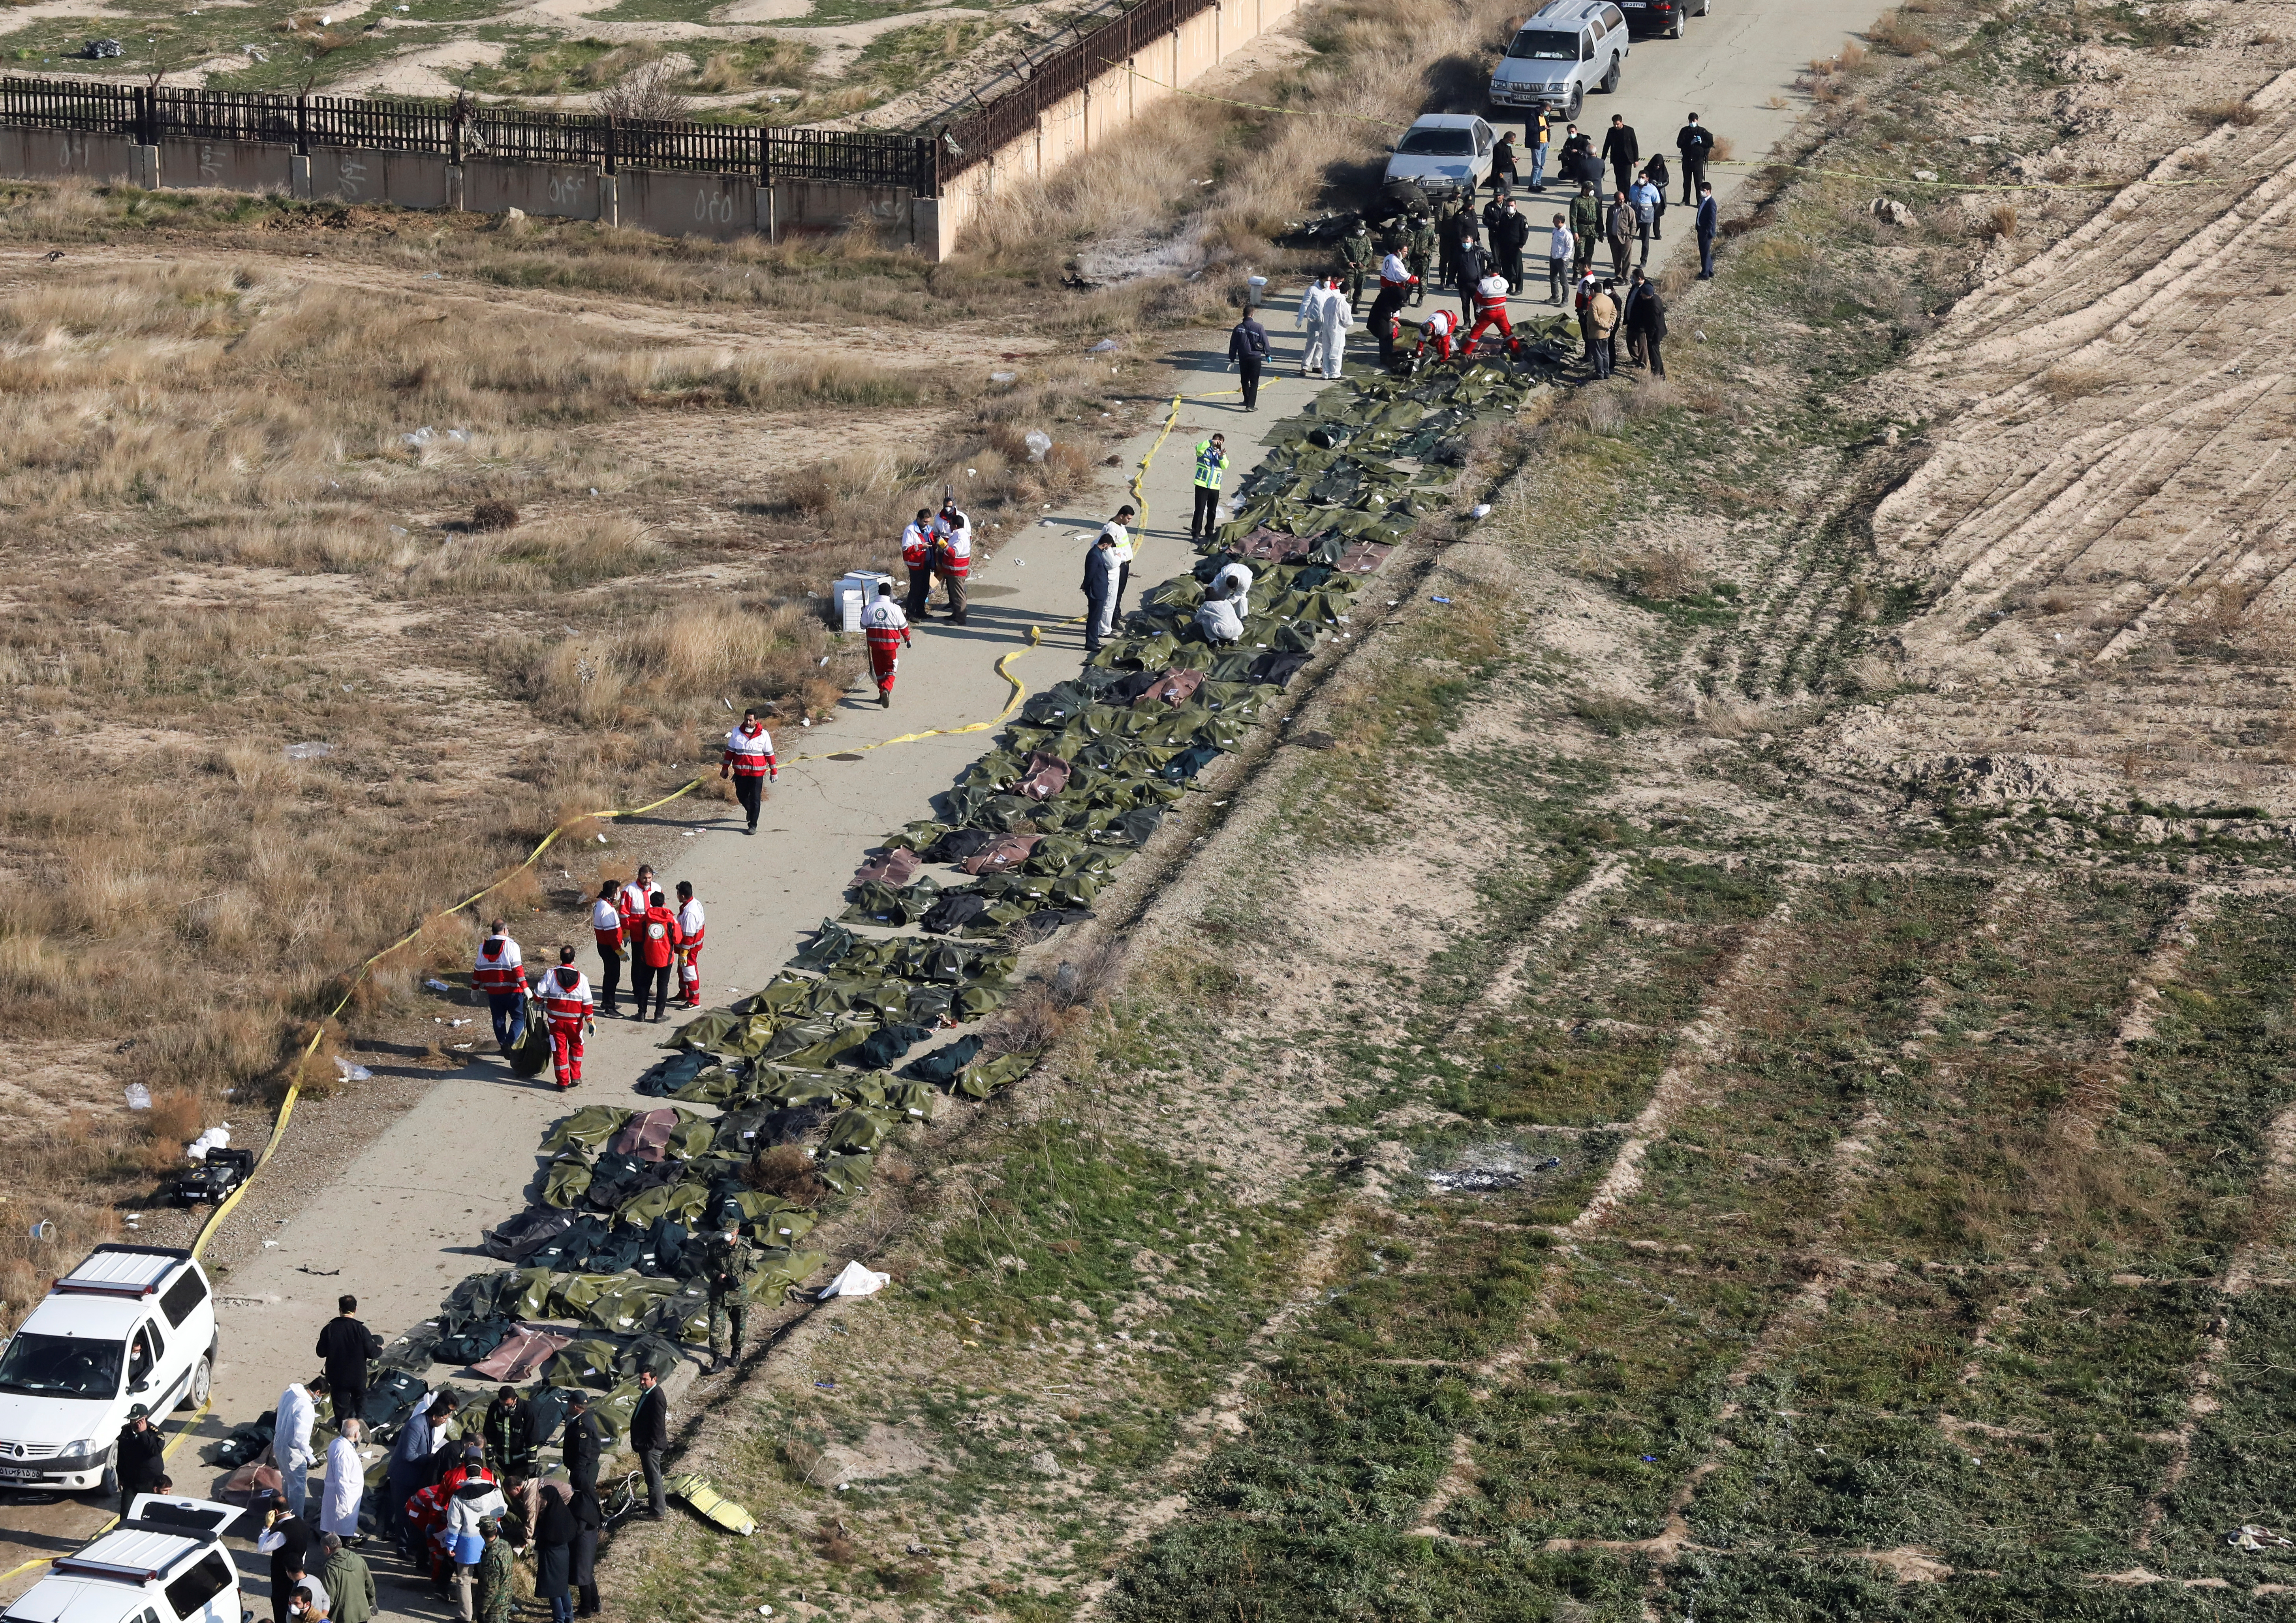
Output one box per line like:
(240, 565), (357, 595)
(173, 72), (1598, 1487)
(1395, 887), (1802, 1542)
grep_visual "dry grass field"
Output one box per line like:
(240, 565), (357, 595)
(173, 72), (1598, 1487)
(0, 0), (1573, 1338)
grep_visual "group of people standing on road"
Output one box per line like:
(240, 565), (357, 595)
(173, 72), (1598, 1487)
(292, 1294), (675, 1623)
(1321, 105), (1725, 378)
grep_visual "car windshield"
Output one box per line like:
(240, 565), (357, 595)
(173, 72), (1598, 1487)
(1507, 29), (1580, 58)
(0, 1333), (123, 1399)
(1396, 128), (1475, 157)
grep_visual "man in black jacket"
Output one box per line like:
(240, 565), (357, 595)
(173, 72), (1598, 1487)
(1677, 112), (1715, 205)
(115, 1405), (167, 1518)
(1601, 115), (1640, 200)
(1453, 235), (1489, 326)
(314, 1296), (383, 1432)
(1627, 270), (1669, 378)
(1488, 196), (1531, 295)
(1226, 310), (1270, 410)
(259, 1494), (312, 1623)
(629, 1370), (669, 1520)
(561, 1392), (603, 1493)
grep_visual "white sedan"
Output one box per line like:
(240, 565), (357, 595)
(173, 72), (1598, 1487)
(1382, 114), (1497, 198)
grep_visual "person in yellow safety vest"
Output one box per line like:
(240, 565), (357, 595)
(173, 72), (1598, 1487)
(898, 507), (934, 619)
(1189, 433), (1227, 543)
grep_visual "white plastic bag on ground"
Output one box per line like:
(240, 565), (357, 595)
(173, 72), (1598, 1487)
(818, 1261), (891, 1300)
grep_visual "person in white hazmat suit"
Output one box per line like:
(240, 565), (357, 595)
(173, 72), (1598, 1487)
(1296, 277), (1352, 380)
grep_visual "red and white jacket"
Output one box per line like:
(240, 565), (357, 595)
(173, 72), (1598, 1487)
(900, 522), (933, 569)
(676, 898), (705, 957)
(472, 934), (524, 995)
(932, 511), (972, 579)
(537, 964), (594, 1025)
(590, 898), (623, 956)
(616, 880), (653, 931)
(637, 905), (682, 970)
(723, 722), (776, 779)
(1473, 273), (1511, 317)
(861, 595), (911, 656)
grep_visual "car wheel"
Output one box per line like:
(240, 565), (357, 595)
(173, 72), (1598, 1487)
(1600, 56), (1620, 93)
(1669, 8), (1684, 35)
(181, 1354), (212, 1411)
(98, 1464), (118, 1501)
(1565, 85), (1584, 120)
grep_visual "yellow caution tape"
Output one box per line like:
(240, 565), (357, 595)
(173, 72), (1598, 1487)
(191, 639), (1039, 1264)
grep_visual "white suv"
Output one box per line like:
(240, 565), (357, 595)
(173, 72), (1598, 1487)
(3, 1495), (248, 1623)
(1488, 0), (1631, 123)
(0, 1246), (218, 1495)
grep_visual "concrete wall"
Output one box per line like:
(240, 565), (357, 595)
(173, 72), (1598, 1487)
(620, 166), (754, 242)
(310, 145), (451, 210)
(158, 137), (293, 194)
(0, 126), (133, 184)
(0, 0), (1292, 260)
(464, 156), (603, 221)
(766, 177), (938, 250)
(935, 0), (1304, 256)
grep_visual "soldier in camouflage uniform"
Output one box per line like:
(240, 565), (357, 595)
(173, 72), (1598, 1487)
(1404, 209), (1437, 308)
(1336, 219), (1374, 314)
(704, 1225), (753, 1372)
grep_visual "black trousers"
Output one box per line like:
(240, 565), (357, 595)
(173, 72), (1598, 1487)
(633, 963), (670, 1019)
(595, 947), (621, 1012)
(1499, 248), (1524, 291)
(1191, 486), (1220, 539)
(1372, 288), (1407, 363)
(1115, 559), (1131, 618)
(903, 565), (931, 618)
(640, 1448), (665, 1516)
(1682, 159), (1706, 204)
(572, 1528), (599, 1614)
(1238, 357), (1262, 408)
(1645, 334), (1665, 378)
(732, 772), (763, 830)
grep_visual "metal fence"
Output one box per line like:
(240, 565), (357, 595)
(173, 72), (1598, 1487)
(935, 0), (1218, 178)
(0, 75), (940, 193)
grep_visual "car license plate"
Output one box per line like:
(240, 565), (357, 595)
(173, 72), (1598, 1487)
(0, 1466), (43, 1481)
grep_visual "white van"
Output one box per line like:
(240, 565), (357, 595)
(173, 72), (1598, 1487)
(3, 1495), (250, 1623)
(0, 1246), (218, 1495)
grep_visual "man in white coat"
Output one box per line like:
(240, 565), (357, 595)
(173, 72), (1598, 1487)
(275, 1375), (322, 1520)
(320, 1419), (366, 1544)
(1296, 276), (1352, 380)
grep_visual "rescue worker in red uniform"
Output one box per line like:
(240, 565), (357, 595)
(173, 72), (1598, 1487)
(860, 581), (912, 709)
(634, 889), (681, 1023)
(673, 881), (705, 1010)
(931, 503), (971, 626)
(1415, 306), (1460, 366)
(899, 507), (934, 620)
(719, 712), (777, 836)
(536, 945), (594, 1090)
(472, 921), (526, 1053)
(1465, 269), (1516, 357)
(615, 866), (654, 936)
(589, 880), (624, 1017)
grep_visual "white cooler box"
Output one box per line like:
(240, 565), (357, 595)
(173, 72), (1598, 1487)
(833, 570), (894, 633)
